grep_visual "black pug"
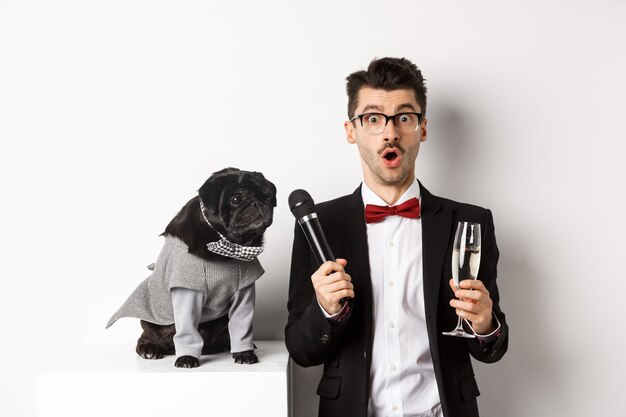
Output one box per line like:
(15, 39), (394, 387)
(107, 168), (276, 368)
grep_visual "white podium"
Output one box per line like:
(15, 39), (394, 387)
(37, 340), (291, 417)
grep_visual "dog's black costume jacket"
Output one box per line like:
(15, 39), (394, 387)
(107, 235), (263, 353)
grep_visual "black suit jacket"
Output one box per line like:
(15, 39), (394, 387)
(285, 183), (508, 417)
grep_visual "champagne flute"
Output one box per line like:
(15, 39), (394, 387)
(442, 221), (481, 338)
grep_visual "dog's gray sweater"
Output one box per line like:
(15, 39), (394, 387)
(107, 235), (263, 356)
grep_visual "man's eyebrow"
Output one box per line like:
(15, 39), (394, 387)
(395, 103), (417, 112)
(359, 103), (418, 114)
(360, 104), (384, 113)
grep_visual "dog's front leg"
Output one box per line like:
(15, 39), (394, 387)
(172, 287), (207, 368)
(228, 283), (258, 364)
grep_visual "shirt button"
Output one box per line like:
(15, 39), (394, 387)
(390, 364), (396, 371)
(388, 281), (394, 287)
(320, 334), (329, 344)
(392, 405), (398, 411)
(389, 322), (395, 328)
(387, 241), (394, 247)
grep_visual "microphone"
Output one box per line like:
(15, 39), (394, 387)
(289, 189), (350, 307)
(288, 189), (335, 265)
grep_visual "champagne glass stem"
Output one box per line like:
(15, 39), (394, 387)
(455, 310), (464, 330)
(454, 315), (463, 330)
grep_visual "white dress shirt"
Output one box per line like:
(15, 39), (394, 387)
(363, 180), (442, 417)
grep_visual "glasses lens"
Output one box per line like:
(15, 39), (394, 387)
(361, 113), (386, 134)
(359, 113), (421, 134)
(394, 113), (420, 132)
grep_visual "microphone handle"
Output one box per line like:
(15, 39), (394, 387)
(299, 216), (335, 265)
(298, 216), (350, 306)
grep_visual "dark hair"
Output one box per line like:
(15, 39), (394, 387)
(346, 57), (427, 118)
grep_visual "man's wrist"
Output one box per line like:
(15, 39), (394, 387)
(318, 300), (344, 317)
(318, 301), (350, 322)
(465, 314), (502, 344)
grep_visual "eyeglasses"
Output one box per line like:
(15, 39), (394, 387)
(349, 112), (423, 135)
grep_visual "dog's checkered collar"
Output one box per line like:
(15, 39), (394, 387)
(198, 195), (264, 262)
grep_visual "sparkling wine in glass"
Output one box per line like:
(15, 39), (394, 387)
(442, 221), (481, 338)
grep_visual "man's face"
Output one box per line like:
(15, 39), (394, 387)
(344, 87), (428, 189)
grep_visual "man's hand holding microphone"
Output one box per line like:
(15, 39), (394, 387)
(312, 259), (354, 315)
(289, 190), (355, 316)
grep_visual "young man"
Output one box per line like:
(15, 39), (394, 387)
(285, 57), (508, 417)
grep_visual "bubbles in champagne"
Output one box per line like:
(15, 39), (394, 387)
(469, 247), (481, 278)
(452, 247), (481, 287)
(452, 249), (460, 287)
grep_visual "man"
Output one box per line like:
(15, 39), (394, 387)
(285, 57), (508, 417)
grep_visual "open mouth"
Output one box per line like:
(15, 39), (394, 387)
(383, 151), (398, 161)
(381, 148), (402, 167)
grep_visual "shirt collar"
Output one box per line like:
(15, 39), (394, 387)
(361, 179), (421, 207)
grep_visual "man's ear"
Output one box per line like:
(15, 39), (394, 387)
(345, 120), (357, 144)
(420, 117), (428, 143)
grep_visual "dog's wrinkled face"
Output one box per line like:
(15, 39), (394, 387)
(198, 168), (276, 246)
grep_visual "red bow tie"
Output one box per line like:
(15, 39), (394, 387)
(364, 197), (421, 224)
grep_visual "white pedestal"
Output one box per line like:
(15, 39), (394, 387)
(37, 340), (290, 417)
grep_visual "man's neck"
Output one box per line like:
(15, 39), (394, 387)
(363, 175), (416, 206)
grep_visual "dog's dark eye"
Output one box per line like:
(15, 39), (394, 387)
(230, 195), (242, 206)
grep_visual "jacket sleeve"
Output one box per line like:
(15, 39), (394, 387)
(466, 208), (509, 363)
(284, 220), (352, 367)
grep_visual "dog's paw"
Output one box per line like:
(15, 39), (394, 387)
(232, 350), (259, 364)
(136, 343), (164, 360)
(175, 355), (200, 368)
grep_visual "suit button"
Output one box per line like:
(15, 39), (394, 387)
(320, 334), (329, 344)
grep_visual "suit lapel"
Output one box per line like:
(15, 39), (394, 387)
(338, 186), (373, 350)
(339, 186), (371, 297)
(334, 183), (452, 356)
(337, 183), (452, 324)
(420, 182), (453, 331)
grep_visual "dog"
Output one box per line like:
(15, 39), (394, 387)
(107, 168), (276, 368)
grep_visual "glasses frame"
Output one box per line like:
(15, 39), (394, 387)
(349, 112), (423, 134)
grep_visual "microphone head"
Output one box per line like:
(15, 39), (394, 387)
(288, 189), (316, 219)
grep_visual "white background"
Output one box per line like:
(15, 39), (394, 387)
(1, 1), (625, 416)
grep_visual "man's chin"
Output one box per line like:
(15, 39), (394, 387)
(376, 168), (411, 186)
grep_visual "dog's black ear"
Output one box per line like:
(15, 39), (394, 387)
(249, 171), (277, 208)
(267, 179), (277, 208)
(198, 168), (240, 215)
